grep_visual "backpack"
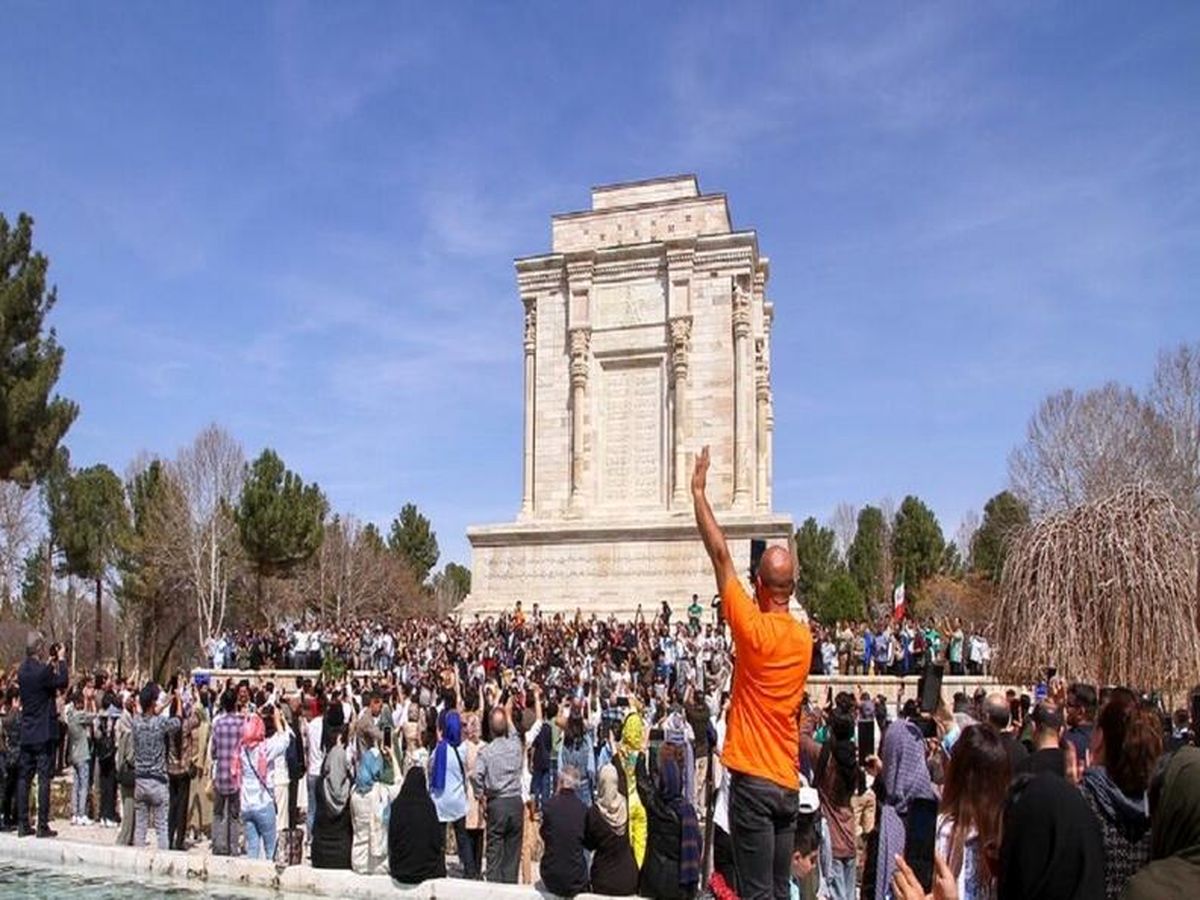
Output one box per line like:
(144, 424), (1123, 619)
(531, 724), (551, 776)
(285, 729), (304, 781)
(94, 720), (116, 763)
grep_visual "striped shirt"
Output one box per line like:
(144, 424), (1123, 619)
(471, 733), (524, 800)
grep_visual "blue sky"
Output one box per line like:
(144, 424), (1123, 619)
(2, 2), (1197, 565)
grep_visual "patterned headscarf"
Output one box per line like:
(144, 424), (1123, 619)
(874, 718), (937, 900)
(241, 713), (270, 786)
(660, 759), (702, 889)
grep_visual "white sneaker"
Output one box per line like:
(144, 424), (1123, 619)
(79, 816), (93, 826)
(70, 816), (79, 826)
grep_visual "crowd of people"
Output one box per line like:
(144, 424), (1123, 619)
(6, 633), (1199, 899)
(204, 612), (994, 683)
(0, 449), (1196, 899)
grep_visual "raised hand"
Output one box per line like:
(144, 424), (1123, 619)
(691, 446), (711, 497)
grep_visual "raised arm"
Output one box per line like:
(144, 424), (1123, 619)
(692, 446), (736, 593)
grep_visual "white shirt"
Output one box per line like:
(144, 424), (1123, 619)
(306, 717), (324, 777)
(240, 731), (290, 811)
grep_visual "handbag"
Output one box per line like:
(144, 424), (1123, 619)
(276, 825), (304, 867)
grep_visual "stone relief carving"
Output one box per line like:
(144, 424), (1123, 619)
(732, 282), (752, 337)
(595, 281), (664, 330)
(569, 327), (591, 386)
(755, 337), (769, 399)
(523, 297), (537, 352)
(669, 316), (692, 381)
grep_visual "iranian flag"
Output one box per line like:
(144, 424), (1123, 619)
(892, 573), (906, 621)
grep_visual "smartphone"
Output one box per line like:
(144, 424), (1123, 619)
(383, 726), (393, 749)
(857, 720), (875, 764)
(904, 797), (939, 892)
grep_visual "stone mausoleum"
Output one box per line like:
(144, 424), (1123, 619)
(466, 175), (793, 616)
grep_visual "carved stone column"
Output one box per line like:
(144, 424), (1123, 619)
(520, 296), (537, 516)
(732, 280), (753, 509)
(762, 301), (774, 508)
(568, 327), (591, 509)
(669, 316), (692, 508)
(755, 337), (769, 511)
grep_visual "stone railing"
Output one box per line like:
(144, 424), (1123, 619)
(806, 673), (1019, 710)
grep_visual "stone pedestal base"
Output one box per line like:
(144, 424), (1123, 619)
(464, 513), (794, 618)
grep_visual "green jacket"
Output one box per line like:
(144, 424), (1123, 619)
(66, 706), (96, 767)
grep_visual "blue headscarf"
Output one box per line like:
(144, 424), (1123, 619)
(430, 709), (462, 796)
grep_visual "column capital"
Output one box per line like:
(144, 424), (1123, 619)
(569, 327), (591, 386)
(522, 295), (538, 353)
(669, 315), (692, 380)
(732, 283), (752, 338)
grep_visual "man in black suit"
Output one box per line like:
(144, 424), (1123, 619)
(17, 632), (68, 837)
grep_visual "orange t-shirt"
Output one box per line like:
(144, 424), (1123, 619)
(721, 575), (813, 790)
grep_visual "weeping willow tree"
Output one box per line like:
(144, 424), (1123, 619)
(993, 484), (1200, 691)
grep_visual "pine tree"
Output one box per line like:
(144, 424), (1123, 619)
(235, 449), (327, 619)
(847, 505), (887, 610)
(387, 502), (439, 584)
(20, 543), (47, 626)
(971, 491), (1030, 581)
(794, 517), (839, 606)
(121, 460), (189, 673)
(50, 463), (131, 665)
(891, 495), (946, 597)
(0, 212), (78, 485)
(811, 571), (863, 623)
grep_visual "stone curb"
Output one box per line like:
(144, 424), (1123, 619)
(0, 835), (586, 899)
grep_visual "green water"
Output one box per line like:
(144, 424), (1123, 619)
(0, 860), (290, 899)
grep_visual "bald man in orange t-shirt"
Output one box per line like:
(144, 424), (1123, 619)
(692, 446), (812, 900)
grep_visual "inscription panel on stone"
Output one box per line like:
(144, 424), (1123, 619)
(594, 279), (665, 330)
(478, 541), (715, 590)
(600, 361), (663, 508)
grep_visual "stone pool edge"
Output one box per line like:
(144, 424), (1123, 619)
(0, 835), (584, 899)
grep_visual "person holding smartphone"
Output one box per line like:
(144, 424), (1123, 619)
(16, 633), (69, 837)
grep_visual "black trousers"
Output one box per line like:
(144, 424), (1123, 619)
(452, 816), (481, 879)
(729, 771), (798, 900)
(212, 791), (241, 856)
(97, 758), (118, 822)
(483, 796), (523, 884)
(3, 762), (18, 825)
(468, 830), (487, 883)
(168, 772), (192, 849)
(287, 778), (299, 830)
(17, 741), (53, 830)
